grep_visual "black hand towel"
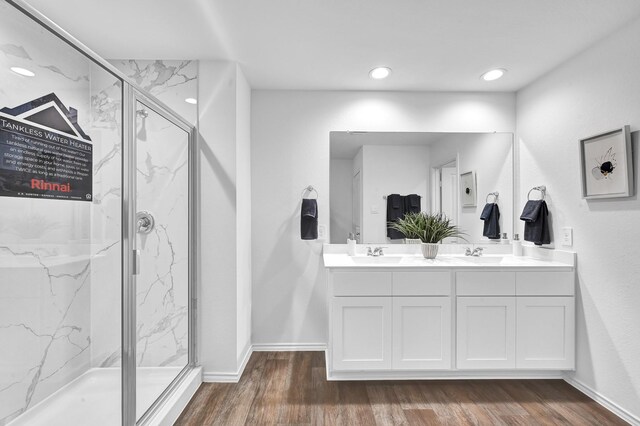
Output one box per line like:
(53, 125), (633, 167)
(520, 200), (550, 245)
(520, 199), (543, 222)
(480, 203), (501, 239)
(404, 194), (421, 214)
(386, 194), (405, 239)
(301, 198), (318, 240)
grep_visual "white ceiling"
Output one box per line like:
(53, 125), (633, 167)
(24, 0), (640, 91)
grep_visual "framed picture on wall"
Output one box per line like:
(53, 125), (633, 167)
(580, 126), (634, 199)
(459, 171), (476, 207)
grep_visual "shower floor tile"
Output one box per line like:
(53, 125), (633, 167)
(8, 367), (182, 426)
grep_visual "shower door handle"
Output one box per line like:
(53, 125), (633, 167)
(133, 249), (141, 275)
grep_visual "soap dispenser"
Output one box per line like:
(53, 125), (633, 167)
(347, 232), (357, 256)
(512, 234), (522, 256)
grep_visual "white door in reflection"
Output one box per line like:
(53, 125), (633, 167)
(440, 162), (458, 222)
(352, 170), (361, 243)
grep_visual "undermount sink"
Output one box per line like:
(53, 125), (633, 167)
(457, 255), (507, 264)
(349, 256), (404, 265)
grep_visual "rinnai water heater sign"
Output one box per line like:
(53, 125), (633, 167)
(0, 93), (93, 202)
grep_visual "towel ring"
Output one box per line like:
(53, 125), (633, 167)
(527, 185), (546, 201)
(485, 192), (499, 203)
(302, 185), (318, 199)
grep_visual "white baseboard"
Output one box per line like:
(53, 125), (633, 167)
(202, 371), (241, 383)
(564, 376), (640, 425)
(328, 369), (565, 381)
(202, 343), (327, 383)
(202, 345), (254, 383)
(252, 342), (327, 352)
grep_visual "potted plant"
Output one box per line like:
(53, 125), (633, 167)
(389, 212), (464, 259)
(391, 213), (423, 244)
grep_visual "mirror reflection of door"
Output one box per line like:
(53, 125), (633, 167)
(439, 161), (458, 221)
(352, 171), (361, 243)
(436, 160), (458, 243)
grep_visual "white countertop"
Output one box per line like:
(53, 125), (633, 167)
(322, 253), (574, 270)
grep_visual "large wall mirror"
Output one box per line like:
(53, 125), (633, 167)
(329, 131), (514, 244)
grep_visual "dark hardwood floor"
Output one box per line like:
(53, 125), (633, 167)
(175, 351), (627, 425)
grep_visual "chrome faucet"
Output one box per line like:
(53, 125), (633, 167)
(465, 247), (484, 257)
(367, 246), (385, 257)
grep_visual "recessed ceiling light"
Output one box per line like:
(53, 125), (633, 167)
(10, 66), (35, 77)
(369, 67), (391, 80)
(481, 68), (506, 81)
(185, 98), (197, 105)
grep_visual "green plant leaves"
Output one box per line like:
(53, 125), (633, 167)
(388, 212), (466, 244)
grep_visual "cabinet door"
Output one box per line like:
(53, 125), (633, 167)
(392, 297), (451, 369)
(516, 297), (575, 370)
(331, 297), (392, 370)
(457, 297), (516, 369)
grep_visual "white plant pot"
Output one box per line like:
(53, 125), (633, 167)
(421, 243), (440, 259)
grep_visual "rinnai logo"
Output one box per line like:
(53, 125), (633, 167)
(31, 179), (71, 193)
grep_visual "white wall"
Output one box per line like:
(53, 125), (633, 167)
(235, 67), (252, 363)
(329, 158), (352, 243)
(361, 145), (430, 243)
(199, 60), (238, 374)
(517, 16), (640, 421)
(198, 61), (252, 376)
(251, 90), (515, 346)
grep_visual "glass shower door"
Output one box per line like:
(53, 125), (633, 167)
(0, 2), (124, 425)
(132, 95), (192, 422)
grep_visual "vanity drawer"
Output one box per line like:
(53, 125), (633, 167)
(516, 271), (575, 296)
(331, 272), (392, 296)
(393, 271), (451, 296)
(456, 271), (516, 296)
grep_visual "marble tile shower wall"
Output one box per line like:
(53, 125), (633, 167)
(0, 14), (121, 421)
(111, 60), (198, 125)
(0, 34), (197, 425)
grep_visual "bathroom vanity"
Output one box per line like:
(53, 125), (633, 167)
(323, 245), (575, 380)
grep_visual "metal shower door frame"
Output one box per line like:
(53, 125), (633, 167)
(124, 88), (198, 426)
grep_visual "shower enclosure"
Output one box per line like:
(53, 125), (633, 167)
(0, 1), (199, 425)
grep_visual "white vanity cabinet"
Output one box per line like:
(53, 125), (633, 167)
(325, 253), (576, 380)
(392, 296), (451, 370)
(516, 296), (575, 369)
(329, 270), (452, 372)
(331, 296), (393, 370)
(456, 296), (517, 369)
(456, 271), (517, 369)
(455, 270), (575, 370)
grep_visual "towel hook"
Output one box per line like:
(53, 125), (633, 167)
(527, 185), (546, 201)
(302, 185), (318, 199)
(485, 191), (499, 203)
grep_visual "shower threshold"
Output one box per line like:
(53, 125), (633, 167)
(8, 366), (202, 426)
